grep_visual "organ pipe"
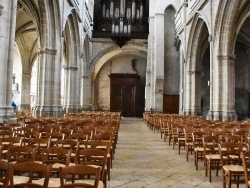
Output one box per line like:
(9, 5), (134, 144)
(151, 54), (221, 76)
(132, 0), (136, 22)
(110, 0), (114, 18)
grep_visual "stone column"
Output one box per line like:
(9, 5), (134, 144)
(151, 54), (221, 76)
(179, 51), (184, 114)
(153, 13), (164, 112)
(34, 0), (63, 118)
(20, 74), (31, 110)
(0, 0), (17, 123)
(207, 55), (237, 120)
(81, 75), (91, 110)
(145, 16), (154, 111)
(34, 48), (63, 117)
(184, 69), (202, 115)
(63, 66), (81, 113)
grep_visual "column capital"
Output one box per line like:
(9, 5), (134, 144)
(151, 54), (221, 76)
(62, 66), (78, 70)
(217, 54), (236, 61)
(38, 48), (57, 55)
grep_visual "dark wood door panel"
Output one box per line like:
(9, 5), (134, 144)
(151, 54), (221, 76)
(109, 74), (139, 117)
(163, 95), (179, 114)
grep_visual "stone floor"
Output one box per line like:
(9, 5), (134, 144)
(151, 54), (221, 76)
(108, 117), (245, 188)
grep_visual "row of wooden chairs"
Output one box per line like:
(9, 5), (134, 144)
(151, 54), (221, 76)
(0, 138), (111, 188)
(0, 112), (120, 188)
(143, 113), (250, 188)
(0, 160), (102, 188)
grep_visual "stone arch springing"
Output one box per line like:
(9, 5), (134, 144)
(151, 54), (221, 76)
(62, 10), (81, 113)
(185, 13), (210, 116)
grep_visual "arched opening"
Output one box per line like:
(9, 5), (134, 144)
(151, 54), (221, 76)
(15, 1), (39, 111)
(235, 16), (250, 120)
(163, 6), (180, 114)
(201, 46), (210, 116)
(12, 45), (22, 110)
(62, 13), (81, 113)
(30, 59), (38, 111)
(95, 52), (147, 117)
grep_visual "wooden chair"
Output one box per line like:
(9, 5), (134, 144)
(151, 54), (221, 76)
(28, 138), (50, 161)
(1, 137), (22, 161)
(7, 145), (37, 163)
(192, 131), (207, 170)
(76, 148), (107, 188)
(177, 126), (185, 155)
(47, 132), (65, 146)
(56, 139), (78, 162)
(184, 127), (194, 161)
(0, 160), (10, 188)
(59, 128), (73, 139)
(9, 161), (52, 188)
(242, 150), (250, 188)
(0, 130), (13, 138)
(218, 142), (245, 188)
(42, 147), (71, 177)
(203, 135), (220, 182)
(59, 165), (101, 188)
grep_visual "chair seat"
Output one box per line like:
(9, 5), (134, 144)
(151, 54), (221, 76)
(205, 154), (220, 160)
(13, 176), (30, 184)
(178, 138), (185, 141)
(52, 163), (66, 168)
(194, 148), (204, 152)
(74, 180), (104, 188)
(223, 165), (244, 172)
(33, 177), (61, 188)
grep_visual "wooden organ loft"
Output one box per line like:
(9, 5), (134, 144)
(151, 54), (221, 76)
(93, 0), (149, 47)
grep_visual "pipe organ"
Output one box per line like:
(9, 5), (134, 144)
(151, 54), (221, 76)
(93, 0), (148, 47)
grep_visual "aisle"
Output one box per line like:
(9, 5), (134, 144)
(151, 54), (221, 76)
(109, 118), (224, 188)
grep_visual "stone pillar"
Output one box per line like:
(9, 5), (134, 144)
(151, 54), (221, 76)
(179, 51), (184, 114)
(184, 70), (202, 115)
(153, 13), (164, 112)
(20, 74), (31, 110)
(34, 0), (63, 118)
(145, 16), (154, 112)
(81, 75), (91, 110)
(34, 48), (63, 117)
(63, 66), (81, 113)
(0, 0), (17, 123)
(207, 55), (237, 120)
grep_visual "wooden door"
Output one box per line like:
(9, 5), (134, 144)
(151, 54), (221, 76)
(122, 86), (136, 117)
(163, 95), (179, 114)
(109, 74), (139, 117)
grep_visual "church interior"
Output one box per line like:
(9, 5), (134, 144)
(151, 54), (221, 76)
(0, 0), (250, 187)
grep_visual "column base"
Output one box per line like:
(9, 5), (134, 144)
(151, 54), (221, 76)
(34, 105), (64, 118)
(81, 105), (92, 111)
(183, 109), (203, 116)
(63, 105), (83, 113)
(206, 110), (238, 121)
(0, 107), (17, 123)
(19, 104), (31, 111)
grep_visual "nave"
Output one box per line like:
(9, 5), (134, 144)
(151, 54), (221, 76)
(109, 118), (242, 188)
